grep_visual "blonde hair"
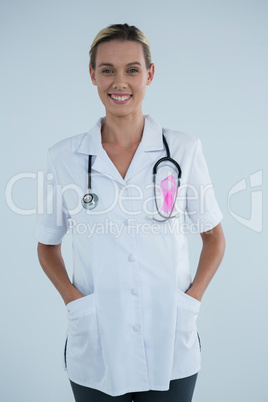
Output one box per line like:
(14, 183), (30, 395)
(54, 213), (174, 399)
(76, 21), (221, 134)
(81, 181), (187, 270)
(89, 23), (152, 70)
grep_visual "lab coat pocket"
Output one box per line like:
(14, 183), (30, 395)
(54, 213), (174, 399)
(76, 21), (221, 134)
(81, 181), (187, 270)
(172, 289), (201, 377)
(66, 293), (95, 316)
(65, 293), (105, 384)
(177, 289), (201, 312)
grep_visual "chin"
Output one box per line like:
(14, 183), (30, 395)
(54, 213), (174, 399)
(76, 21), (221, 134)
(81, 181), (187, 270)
(106, 108), (135, 118)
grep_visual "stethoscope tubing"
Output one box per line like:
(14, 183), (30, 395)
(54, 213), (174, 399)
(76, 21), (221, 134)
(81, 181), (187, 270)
(82, 132), (182, 220)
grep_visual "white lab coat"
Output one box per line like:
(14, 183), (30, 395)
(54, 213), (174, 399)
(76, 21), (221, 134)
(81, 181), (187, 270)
(35, 115), (223, 396)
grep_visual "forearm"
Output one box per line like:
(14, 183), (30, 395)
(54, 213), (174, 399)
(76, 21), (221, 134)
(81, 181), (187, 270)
(37, 242), (84, 305)
(186, 223), (225, 302)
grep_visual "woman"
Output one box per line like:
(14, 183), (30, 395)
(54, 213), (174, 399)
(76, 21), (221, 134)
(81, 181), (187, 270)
(36, 23), (225, 402)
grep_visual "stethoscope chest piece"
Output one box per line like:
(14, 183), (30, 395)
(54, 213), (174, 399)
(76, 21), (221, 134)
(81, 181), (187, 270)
(82, 192), (99, 210)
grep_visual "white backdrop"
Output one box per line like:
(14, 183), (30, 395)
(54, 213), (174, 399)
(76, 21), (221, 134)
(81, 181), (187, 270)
(1, 0), (267, 401)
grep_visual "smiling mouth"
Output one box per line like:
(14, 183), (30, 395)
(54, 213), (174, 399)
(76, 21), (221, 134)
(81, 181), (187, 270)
(108, 94), (132, 101)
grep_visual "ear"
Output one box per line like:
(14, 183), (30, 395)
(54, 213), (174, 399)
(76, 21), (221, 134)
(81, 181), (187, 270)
(89, 66), (97, 86)
(146, 63), (155, 86)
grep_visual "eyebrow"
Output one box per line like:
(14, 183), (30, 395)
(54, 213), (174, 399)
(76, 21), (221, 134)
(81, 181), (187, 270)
(97, 62), (142, 68)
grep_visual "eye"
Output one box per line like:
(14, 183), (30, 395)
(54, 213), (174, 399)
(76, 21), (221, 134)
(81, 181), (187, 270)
(128, 68), (138, 73)
(102, 69), (113, 74)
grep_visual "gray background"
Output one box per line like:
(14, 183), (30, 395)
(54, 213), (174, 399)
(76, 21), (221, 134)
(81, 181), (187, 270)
(1, 0), (267, 401)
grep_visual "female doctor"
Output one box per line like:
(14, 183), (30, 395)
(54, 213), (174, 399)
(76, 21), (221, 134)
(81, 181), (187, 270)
(36, 23), (225, 402)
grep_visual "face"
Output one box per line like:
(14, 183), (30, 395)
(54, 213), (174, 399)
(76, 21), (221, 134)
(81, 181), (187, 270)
(89, 40), (155, 118)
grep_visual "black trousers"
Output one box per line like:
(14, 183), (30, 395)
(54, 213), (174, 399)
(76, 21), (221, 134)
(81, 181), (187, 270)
(70, 373), (198, 402)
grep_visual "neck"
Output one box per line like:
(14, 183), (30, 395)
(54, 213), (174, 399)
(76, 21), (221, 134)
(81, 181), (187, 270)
(101, 110), (145, 148)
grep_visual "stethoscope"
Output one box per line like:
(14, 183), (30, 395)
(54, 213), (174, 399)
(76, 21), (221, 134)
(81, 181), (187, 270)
(81, 132), (182, 222)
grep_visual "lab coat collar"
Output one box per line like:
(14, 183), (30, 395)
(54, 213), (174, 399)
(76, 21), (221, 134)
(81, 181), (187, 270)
(76, 115), (164, 155)
(75, 115), (165, 184)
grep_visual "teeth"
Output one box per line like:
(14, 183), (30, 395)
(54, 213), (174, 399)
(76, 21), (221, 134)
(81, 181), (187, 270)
(110, 95), (131, 101)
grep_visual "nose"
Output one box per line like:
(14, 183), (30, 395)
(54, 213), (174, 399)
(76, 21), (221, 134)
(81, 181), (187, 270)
(112, 72), (127, 90)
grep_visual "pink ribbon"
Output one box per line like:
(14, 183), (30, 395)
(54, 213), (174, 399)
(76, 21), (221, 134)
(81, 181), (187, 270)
(160, 175), (177, 214)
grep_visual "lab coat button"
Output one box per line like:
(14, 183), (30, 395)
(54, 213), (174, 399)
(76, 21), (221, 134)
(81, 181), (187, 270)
(133, 324), (140, 332)
(131, 288), (138, 296)
(128, 254), (135, 262)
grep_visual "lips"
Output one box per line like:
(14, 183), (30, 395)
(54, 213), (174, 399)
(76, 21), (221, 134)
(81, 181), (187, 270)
(109, 94), (132, 100)
(108, 93), (132, 104)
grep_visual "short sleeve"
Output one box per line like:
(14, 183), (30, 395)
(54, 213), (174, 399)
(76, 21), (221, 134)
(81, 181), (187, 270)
(34, 149), (70, 245)
(186, 138), (223, 233)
